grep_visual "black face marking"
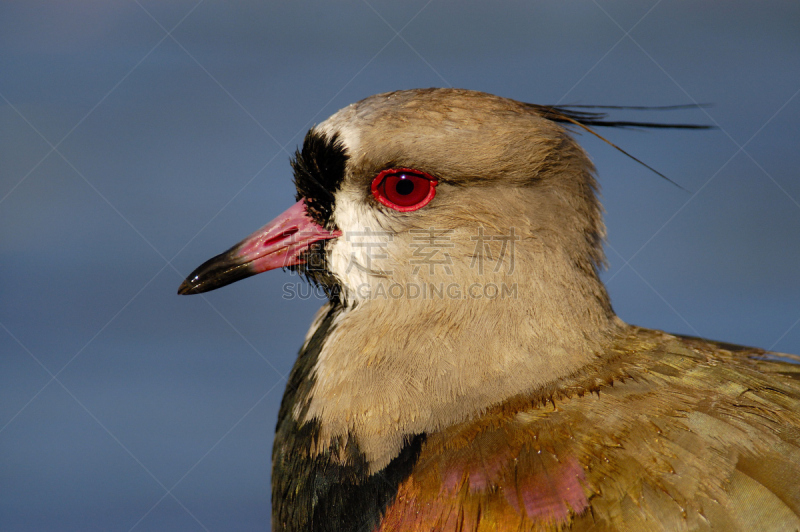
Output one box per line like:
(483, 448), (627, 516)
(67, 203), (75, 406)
(272, 305), (425, 532)
(292, 130), (348, 229)
(289, 130), (349, 301)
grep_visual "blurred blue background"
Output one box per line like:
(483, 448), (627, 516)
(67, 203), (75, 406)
(1, 1), (798, 530)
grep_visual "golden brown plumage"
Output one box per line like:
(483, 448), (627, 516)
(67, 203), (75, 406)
(380, 328), (800, 531)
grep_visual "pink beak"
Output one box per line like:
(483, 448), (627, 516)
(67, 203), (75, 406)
(178, 200), (341, 295)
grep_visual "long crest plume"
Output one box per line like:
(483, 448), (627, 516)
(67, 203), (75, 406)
(529, 103), (714, 189)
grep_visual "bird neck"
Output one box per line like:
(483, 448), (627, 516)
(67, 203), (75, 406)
(294, 237), (623, 473)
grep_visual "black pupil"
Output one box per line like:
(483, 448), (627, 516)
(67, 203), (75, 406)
(396, 177), (415, 195)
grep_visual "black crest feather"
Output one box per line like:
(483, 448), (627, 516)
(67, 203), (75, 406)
(529, 103), (714, 188)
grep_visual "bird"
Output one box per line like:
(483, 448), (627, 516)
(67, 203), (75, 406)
(178, 88), (800, 532)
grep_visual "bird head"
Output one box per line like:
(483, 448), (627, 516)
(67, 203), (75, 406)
(179, 88), (609, 312)
(178, 89), (695, 470)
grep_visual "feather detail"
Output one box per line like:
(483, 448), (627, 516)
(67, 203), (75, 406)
(376, 327), (800, 531)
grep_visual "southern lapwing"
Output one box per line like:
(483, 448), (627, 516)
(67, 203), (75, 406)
(179, 89), (800, 531)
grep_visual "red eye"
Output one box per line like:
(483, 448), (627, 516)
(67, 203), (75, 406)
(370, 168), (437, 212)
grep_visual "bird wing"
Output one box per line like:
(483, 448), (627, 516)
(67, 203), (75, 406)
(377, 328), (800, 531)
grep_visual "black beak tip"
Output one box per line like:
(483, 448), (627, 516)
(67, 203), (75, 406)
(177, 279), (197, 295)
(177, 255), (257, 296)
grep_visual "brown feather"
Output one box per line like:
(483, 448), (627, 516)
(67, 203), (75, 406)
(378, 328), (800, 531)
